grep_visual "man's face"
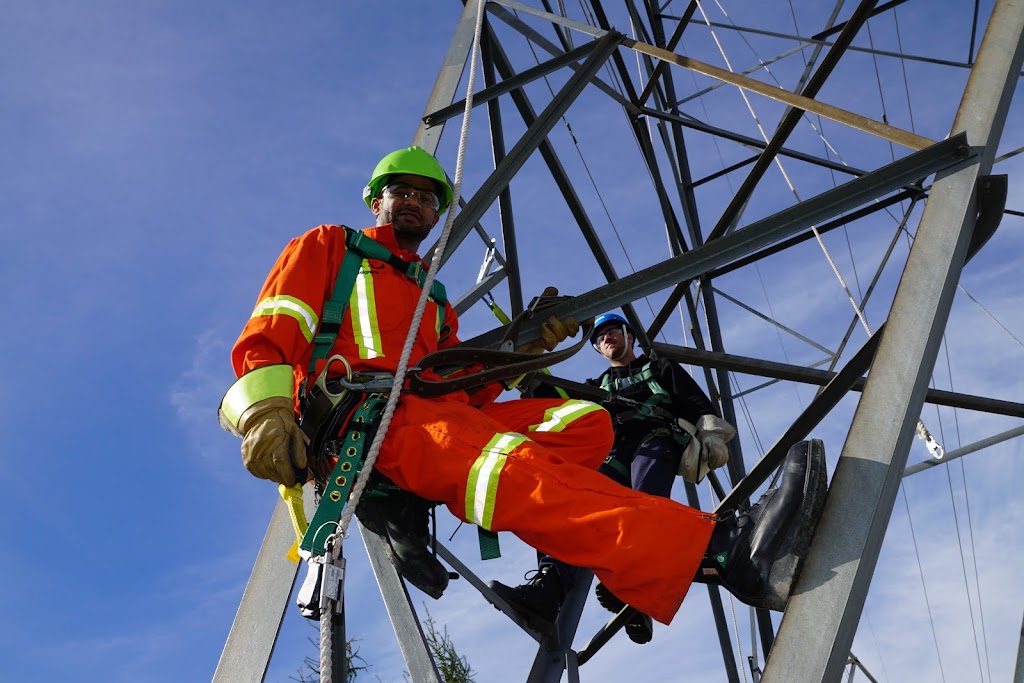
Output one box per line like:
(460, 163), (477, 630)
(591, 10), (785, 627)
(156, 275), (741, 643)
(594, 323), (630, 361)
(370, 173), (441, 249)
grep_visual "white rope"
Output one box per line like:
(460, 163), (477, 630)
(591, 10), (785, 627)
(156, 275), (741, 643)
(326, 0), (487, 554)
(317, 1), (486, 675)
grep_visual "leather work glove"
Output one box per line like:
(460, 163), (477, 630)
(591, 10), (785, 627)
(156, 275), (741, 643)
(516, 287), (580, 354)
(238, 396), (308, 487)
(696, 414), (737, 471)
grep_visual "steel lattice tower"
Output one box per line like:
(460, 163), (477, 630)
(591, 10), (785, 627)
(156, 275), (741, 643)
(215, 2), (1024, 681)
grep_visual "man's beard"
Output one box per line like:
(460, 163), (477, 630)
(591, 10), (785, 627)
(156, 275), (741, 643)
(383, 207), (433, 244)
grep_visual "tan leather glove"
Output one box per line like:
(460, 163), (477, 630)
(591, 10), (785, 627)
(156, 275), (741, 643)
(238, 396), (308, 487)
(516, 287), (580, 354)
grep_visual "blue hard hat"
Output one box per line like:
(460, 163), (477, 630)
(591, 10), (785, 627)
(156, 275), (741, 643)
(590, 312), (634, 346)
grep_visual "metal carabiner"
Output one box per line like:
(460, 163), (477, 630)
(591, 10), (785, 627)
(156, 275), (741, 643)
(312, 354), (354, 406)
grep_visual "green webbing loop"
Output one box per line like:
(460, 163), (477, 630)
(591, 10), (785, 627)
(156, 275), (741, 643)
(477, 528), (501, 560)
(300, 394), (388, 556)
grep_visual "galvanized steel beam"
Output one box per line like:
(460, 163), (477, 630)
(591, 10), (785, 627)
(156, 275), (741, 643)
(463, 133), (970, 350)
(761, 2), (1024, 679)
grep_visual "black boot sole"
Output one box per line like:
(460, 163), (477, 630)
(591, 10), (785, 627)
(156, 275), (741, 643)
(594, 582), (625, 613)
(625, 613), (654, 644)
(745, 438), (827, 610)
(705, 439), (828, 610)
(765, 438), (827, 610)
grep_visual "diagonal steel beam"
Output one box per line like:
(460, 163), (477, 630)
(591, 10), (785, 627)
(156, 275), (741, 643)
(707, 0), (882, 241)
(435, 30), (623, 267)
(212, 490), (313, 683)
(637, 1), (699, 105)
(622, 35), (934, 155)
(637, 105), (872, 179)
(424, 39), (601, 127)
(762, 2), (1024, 679)
(462, 133), (970, 349)
(476, 26), (631, 310)
(484, 2), (635, 109)
(414, 0), (484, 154)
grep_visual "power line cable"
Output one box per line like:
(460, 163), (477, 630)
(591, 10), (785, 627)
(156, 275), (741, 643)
(900, 483), (949, 683)
(941, 336), (994, 682)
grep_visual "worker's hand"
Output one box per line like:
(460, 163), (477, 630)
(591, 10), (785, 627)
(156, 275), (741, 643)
(696, 414), (736, 470)
(238, 396), (308, 487)
(516, 287), (580, 354)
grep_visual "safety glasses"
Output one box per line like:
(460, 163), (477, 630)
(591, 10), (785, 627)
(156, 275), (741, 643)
(382, 183), (440, 210)
(594, 326), (625, 343)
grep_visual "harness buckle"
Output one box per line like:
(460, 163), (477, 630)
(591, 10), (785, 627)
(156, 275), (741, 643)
(334, 371), (395, 393)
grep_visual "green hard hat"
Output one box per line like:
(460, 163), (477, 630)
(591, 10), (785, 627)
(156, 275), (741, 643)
(363, 146), (454, 214)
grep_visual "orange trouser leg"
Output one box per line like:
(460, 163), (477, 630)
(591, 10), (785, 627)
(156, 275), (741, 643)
(480, 398), (612, 470)
(375, 394), (716, 625)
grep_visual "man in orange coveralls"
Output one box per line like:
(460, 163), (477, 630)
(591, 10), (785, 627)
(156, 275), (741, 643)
(218, 146), (825, 628)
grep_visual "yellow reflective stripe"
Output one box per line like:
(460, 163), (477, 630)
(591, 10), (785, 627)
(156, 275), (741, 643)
(435, 302), (443, 338)
(350, 260), (384, 359)
(528, 400), (603, 433)
(466, 432), (527, 530)
(251, 295), (319, 343)
(219, 365), (294, 429)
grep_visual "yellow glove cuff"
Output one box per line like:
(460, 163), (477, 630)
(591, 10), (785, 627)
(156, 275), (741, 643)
(218, 365), (295, 434)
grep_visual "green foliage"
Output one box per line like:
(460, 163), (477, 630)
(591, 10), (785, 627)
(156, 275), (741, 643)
(291, 606), (474, 682)
(417, 608), (476, 683)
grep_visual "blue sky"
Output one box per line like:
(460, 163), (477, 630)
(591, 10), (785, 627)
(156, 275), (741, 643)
(2, 2), (1022, 682)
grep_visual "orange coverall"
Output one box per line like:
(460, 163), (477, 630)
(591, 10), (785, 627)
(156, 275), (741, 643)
(231, 223), (715, 624)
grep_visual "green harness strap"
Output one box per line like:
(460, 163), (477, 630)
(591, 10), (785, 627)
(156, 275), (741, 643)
(307, 226), (448, 377)
(300, 393), (388, 556)
(300, 228), (501, 560)
(600, 362), (692, 485)
(600, 361), (671, 419)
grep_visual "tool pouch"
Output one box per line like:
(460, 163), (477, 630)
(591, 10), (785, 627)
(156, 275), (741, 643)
(300, 380), (362, 468)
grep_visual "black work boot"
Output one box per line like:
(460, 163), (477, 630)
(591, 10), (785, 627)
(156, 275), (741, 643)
(697, 439), (828, 611)
(355, 489), (450, 599)
(488, 566), (565, 636)
(594, 583), (654, 644)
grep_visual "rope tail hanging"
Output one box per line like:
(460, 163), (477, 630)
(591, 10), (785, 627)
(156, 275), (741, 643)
(318, 4), (488, 677)
(329, 0), (485, 551)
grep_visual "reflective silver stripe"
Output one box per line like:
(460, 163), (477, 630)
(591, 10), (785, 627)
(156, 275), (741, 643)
(350, 260), (383, 359)
(466, 432), (526, 530)
(251, 295), (319, 343)
(529, 400), (603, 433)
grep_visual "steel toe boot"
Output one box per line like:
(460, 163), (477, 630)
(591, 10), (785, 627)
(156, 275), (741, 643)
(696, 439), (827, 611)
(356, 489), (450, 599)
(488, 566), (565, 636)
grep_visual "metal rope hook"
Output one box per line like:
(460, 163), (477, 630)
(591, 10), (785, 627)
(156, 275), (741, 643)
(317, 1), (488, 679)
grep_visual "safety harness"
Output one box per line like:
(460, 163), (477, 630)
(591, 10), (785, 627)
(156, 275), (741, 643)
(297, 226), (447, 558)
(598, 361), (694, 483)
(307, 226), (449, 379)
(294, 226), (566, 560)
